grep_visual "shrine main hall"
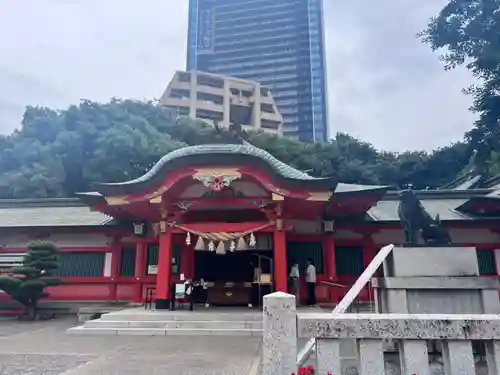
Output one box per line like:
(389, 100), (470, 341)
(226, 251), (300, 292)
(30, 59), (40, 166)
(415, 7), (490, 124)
(1, 142), (500, 307)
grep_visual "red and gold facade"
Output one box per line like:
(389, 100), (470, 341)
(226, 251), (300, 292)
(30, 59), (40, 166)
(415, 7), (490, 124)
(1, 144), (500, 308)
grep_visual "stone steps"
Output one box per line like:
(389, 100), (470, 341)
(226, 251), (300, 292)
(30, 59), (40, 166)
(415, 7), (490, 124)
(81, 319), (263, 330)
(100, 311), (261, 322)
(67, 308), (263, 336)
(68, 326), (262, 336)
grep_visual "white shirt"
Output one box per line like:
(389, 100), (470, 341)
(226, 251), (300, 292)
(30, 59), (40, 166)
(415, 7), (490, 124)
(306, 264), (316, 283)
(289, 265), (299, 278)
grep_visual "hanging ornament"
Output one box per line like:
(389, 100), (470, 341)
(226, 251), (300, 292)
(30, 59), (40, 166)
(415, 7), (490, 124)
(195, 236), (205, 251)
(249, 232), (256, 247)
(237, 236), (247, 250)
(216, 241), (226, 255)
(208, 240), (215, 252)
(185, 232), (191, 246)
(229, 240), (236, 252)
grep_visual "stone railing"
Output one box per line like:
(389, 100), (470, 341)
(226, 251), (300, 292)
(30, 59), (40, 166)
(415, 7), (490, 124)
(262, 292), (500, 375)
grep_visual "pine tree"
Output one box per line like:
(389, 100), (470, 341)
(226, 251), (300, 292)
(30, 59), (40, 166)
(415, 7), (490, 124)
(0, 241), (62, 319)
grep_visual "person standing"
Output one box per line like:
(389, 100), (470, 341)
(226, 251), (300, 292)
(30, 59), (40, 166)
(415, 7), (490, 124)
(250, 261), (262, 307)
(305, 259), (316, 306)
(289, 262), (300, 303)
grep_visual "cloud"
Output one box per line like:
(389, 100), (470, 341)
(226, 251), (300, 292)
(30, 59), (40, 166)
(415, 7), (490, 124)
(0, 0), (476, 151)
(324, 0), (476, 151)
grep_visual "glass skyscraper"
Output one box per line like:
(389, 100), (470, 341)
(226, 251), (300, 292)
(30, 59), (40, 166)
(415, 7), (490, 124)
(187, 0), (329, 142)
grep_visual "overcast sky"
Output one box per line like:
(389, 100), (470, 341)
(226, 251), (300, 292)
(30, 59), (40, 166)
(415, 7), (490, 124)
(0, 0), (475, 152)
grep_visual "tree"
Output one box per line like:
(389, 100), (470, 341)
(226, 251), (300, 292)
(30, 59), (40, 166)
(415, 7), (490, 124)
(0, 241), (62, 319)
(419, 0), (500, 166)
(0, 99), (473, 198)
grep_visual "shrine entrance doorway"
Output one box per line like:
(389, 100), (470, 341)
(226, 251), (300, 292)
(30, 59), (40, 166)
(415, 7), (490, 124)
(193, 249), (274, 307)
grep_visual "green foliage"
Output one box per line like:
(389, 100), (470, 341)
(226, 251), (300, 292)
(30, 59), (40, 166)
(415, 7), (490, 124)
(0, 99), (475, 197)
(0, 241), (62, 315)
(419, 0), (500, 167)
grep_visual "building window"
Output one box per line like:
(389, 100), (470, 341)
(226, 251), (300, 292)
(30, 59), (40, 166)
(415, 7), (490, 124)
(335, 246), (364, 276)
(146, 244), (181, 276)
(120, 247), (136, 277)
(476, 248), (496, 275)
(286, 242), (324, 274)
(51, 252), (105, 277)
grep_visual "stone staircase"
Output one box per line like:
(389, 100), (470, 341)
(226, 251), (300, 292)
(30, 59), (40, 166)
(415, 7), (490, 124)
(68, 307), (263, 337)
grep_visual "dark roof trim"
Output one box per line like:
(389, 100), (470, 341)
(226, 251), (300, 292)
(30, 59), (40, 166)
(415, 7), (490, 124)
(484, 173), (500, 188)
(93, 144), (338, 195)
(382, 189), (494, 200)
(75, 192), (106, 206)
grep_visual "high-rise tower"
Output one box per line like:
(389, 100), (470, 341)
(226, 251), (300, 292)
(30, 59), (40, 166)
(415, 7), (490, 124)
(187, 0), (329, 142)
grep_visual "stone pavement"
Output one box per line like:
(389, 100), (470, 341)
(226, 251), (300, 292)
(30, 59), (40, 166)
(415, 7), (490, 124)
(0, 317), (261, 375)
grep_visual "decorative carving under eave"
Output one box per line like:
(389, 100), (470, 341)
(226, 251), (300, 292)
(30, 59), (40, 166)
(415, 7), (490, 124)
(175, 201), (197, 211)
(272, 193), (284, 201)
(306, 191), (332, 201)
(105, 196), (129, 206)
(265, 184), (288, 197)
(192, 168), (242, 192)
(194, 174), (240, 191)
(149, 195), (162, 204)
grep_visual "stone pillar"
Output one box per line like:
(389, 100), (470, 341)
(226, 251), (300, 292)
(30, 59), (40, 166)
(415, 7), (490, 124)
(273, 229), (287, 292)
(262, 292), (297, 375)
(108, 239), (121, 300)
(156, 228), (173, 309)
(133, 241), (147, 302)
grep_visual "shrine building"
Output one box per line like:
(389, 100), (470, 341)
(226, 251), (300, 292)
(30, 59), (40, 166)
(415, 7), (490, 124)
(1, 143), (500, 308)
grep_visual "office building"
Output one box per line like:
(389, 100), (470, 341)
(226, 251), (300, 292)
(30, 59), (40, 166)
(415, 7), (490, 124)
(186, 0), (329, 142)
(160, 70), (283, 135)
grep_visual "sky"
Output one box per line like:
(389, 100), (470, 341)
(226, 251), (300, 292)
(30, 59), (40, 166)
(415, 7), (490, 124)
(0, 0), (476, 152)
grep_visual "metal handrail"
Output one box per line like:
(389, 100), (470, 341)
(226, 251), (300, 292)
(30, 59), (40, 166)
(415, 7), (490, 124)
(296, 244), (395, 367)
(320, 281), (347, 288)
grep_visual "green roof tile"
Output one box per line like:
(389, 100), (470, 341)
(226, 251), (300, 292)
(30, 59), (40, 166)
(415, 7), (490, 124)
(0, 201), (112, 228)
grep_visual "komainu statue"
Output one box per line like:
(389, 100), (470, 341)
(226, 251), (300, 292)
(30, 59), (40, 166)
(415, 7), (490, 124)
(397, 189), (452, 246)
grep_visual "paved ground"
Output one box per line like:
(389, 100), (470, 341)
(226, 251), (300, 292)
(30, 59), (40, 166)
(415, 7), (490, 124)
(0, 317), (261, 375)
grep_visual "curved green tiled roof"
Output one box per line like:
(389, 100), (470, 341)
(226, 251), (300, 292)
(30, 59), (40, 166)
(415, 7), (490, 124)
(94, 143), (337, 195)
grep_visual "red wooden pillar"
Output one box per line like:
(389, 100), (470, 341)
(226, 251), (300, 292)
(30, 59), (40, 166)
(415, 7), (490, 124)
(133, 241), (147, 302)
(156, 228), (173, 309)
(109, 239), (121, 300)
(323, 235), (336, 302)
(273, 229), (287, 292)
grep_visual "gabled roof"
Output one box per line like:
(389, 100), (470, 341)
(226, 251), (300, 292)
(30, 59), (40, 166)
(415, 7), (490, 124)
(438, 168), (500, 190)
(94, 143), (338, 195)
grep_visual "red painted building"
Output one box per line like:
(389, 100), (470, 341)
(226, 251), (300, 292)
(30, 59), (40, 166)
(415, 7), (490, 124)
(1, 143), (500, 307)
